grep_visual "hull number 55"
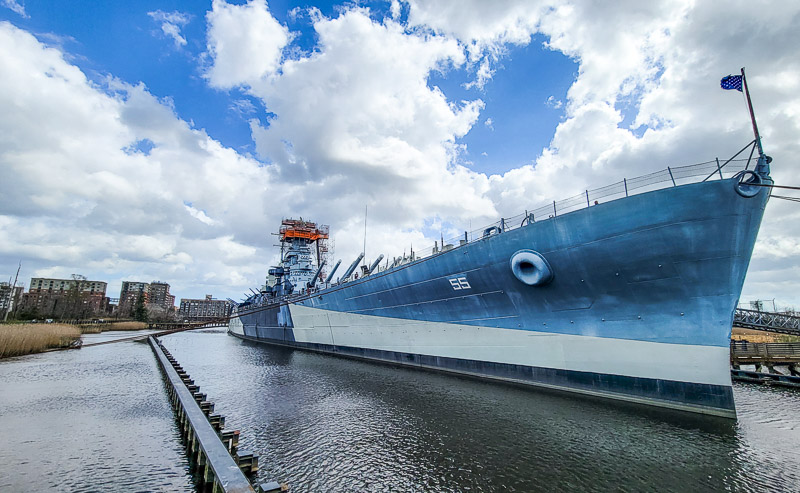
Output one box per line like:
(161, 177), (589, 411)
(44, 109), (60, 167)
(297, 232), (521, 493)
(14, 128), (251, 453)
(448, 277), (471, 290)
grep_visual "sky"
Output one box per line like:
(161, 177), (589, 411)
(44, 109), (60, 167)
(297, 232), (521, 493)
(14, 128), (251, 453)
(1, 0), (799, 308)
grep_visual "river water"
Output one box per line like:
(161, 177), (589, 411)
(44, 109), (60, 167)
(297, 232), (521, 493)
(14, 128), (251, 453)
(1, 329), (799, 492)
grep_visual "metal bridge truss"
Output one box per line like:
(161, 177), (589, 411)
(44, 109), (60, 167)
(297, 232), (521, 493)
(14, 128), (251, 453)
(734, 308), (800, 335)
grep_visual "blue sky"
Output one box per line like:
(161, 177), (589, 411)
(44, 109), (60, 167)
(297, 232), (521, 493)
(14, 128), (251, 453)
(1, 1), (799, 307)
(1, 1), (575, 176)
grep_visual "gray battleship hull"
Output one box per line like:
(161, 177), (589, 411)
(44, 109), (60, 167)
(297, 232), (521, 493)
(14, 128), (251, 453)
(230, 172), (770, 418)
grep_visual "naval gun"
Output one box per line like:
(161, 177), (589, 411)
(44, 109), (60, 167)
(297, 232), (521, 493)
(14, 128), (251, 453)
(307, 260), (327, 289)
(341, 253), (365, 282)
(324, 259), (342, 284)
(367, 254), (385, 275)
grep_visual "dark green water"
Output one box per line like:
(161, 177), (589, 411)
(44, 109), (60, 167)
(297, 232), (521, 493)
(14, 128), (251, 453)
(1, 329), (799, 492)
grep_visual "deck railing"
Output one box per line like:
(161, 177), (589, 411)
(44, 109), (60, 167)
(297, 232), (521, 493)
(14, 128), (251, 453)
(378, 146), (760, 270)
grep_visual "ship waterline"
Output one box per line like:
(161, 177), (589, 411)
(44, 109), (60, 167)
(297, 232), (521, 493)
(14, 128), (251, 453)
(229, 152), (771, 418)
(230, 307), (735, 416)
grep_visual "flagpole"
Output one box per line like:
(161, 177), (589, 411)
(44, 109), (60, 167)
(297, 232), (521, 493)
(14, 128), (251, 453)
(740, 67), (763, 156)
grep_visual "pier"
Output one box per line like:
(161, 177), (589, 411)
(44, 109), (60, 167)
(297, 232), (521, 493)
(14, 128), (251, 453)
(148, 336), (286, 493)
(730, 341), (800, 388)
(75, 320), (230, 349)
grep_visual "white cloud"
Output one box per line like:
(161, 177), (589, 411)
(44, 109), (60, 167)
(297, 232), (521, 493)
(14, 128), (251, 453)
(210, 7), (495, 248)
(3, 0), (800, 308)
(402, 0), (800, 307)
(404, 0), (548, 89)
(148, 10), (192, 48)
(228, 98), (257, 117)
(184, 204), (217, 226)
(2, 0), (27, 18)
(204, 0), (291, 89)
(546, 95), (562, 109)
(0, 21), (289, 299)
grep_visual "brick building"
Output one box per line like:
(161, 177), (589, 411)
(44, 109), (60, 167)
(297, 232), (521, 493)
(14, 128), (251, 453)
(118, 281), (149, 315)
(178, 295), (232, 322)
(19, 277), (109, 319)
(147, 282), (175, 311)
(118, 281), (175, 315)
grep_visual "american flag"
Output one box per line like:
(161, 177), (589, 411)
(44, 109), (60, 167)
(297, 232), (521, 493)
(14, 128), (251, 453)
(720, 74), (743, 91)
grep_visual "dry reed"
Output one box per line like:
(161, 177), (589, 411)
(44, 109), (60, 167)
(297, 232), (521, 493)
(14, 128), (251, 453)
(107, 321), (148, 331)
(79, 324), (103, 334)
(731, 327), (800, 343)
(77, 320), (148, 333)
(0, 323), (81, 359)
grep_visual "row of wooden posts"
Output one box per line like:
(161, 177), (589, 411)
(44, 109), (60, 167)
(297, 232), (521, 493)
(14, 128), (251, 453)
(149, 336), (286, 493)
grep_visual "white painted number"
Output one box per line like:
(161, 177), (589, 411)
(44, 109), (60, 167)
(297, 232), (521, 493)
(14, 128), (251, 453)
(449, 277), (471, 290)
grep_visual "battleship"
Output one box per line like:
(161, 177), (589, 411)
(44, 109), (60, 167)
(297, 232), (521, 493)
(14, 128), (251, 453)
(229, 77), (772, 418)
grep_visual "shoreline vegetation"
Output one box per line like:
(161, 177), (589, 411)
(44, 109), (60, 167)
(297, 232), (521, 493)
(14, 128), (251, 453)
(0, 321), (149, 359)
(77, 321), (148, 334)
(732, 327), (800, 343)
(1, 323), (79, 358)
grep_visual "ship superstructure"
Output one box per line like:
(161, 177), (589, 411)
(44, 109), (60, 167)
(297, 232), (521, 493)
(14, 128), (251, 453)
(274, 219), (329, 294)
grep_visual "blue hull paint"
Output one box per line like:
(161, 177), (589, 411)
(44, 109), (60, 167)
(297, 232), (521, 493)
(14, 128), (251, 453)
(231, 176), (769, 418)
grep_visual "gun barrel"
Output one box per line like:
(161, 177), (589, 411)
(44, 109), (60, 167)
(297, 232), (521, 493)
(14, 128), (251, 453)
(308, 260), (327, 288)
(324, 260), (342, 283)
(341, 253), (365, 281)
(367, 254), (385, 274)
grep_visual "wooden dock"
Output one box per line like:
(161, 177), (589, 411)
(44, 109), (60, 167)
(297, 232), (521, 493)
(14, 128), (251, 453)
(730, 341), (800, 389)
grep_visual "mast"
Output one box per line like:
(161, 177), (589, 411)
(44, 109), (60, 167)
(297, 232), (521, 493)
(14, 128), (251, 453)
(741, 67), (763, 157)
(363, 205), (368, 266)
(4, 261), (21, 322)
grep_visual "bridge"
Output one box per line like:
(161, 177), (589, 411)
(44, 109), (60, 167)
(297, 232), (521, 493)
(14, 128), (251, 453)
(78, 319), (230, 348)
(146, 320), (229, 331)
(733, 308), (800, 335)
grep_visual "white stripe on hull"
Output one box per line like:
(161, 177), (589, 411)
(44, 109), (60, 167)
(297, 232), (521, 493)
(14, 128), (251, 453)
(228, 315), (244, 335)
(287, 304), (731, 387)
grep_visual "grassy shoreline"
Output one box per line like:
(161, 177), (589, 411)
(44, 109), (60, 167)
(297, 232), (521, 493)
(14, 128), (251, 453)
(732, 327), (800, 343)
(0, 323), (81, 359)
(78, 321), (149, 334)
(1, 321), (150, 358)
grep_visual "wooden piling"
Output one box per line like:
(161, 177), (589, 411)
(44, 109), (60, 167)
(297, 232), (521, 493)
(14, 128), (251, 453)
(148, 337), (258, 492)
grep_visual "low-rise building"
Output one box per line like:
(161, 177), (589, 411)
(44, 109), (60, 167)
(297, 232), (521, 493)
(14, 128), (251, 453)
(178, 295), (231, 322)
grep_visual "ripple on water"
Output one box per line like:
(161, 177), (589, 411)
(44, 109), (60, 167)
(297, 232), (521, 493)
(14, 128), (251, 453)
(0, 341), (193, 492)
(158, 331), (800, 493)
(3, 331), (799, 492)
